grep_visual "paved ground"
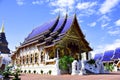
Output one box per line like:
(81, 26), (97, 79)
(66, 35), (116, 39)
(19, 72), (120, 80)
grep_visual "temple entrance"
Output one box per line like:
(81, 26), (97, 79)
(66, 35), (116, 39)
(67, 42), (80, 60)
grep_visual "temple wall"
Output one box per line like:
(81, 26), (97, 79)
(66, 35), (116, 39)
(21, 64), (58, 75)
(14, 44), (59, 75)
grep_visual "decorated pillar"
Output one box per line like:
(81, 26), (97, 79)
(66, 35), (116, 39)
(53, 48), (60, 75)
(71, 60), (79, 75)
(88, 52), (92, 60)
(57, 48), (59, 59)
(39, 49), (41, 64)
(79, 53), (86, 75)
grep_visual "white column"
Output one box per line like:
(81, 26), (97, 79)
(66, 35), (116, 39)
(71, 60), (79, 75)
(52, 48), (60, 75)
(53, 59), (60, 75)
(88, 52), (92, 60)
(82, 52), (86, 60)
(79, 53), (86, 75)
(57, 48), (59, 59)
(39, 48), (41, 64)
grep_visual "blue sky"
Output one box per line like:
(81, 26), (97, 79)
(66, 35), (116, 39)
(0, 0), (120, 55)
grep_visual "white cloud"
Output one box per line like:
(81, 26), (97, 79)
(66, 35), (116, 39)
(49, 0), (76, 15)
(98, 15), (111, 22)
(16, 0), (25, 6)
(108, 28), (120, 36)
(115, 19), (120, 26)
(93, 39), (120, 54)
(98, 15), (111, 28)
(32, 0), (43, 5)
(108, 30), (120, 35)
(76, 2), (97, 10)
(101, 23), (109, 28)
(99, 0), (120, 14)
(29, 0), (98, 16)
(76, 2), (97, 16)
(50, 0), (74, 8)
(104, 39), (120, 50)
(89, 22), (96, 27)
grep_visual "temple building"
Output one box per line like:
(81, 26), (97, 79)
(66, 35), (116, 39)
(94, 48), (120, 71)
(112, 47), (120, 69)
(11, 14), (92, 75)
(0, 22), (11, 70)
(0, 23), (10, 54)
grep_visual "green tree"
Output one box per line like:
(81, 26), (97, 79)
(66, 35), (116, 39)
(104, 63), (114, 72)
(2, 65), (12, 79)
(59, 55), (74, 74)
(12, 68), (21, 80)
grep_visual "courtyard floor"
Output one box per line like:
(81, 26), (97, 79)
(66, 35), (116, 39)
(18, 71), (120, 80)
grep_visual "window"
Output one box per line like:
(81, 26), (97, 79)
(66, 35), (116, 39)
(30, 54), (32, 63)
(23, 56), (25, 64)
(35, 53), (38, 63)
(41, 52), (44, 62)
(20, 57), (21, 64)
(26, 55), (28, 64)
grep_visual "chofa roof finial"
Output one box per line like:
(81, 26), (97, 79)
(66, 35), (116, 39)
(0, 21), (4, 33)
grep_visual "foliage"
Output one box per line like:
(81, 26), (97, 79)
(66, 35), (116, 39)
(40, 70), (43, 74)
(104, 63), (114, 72)
(48, 70), (52, 75)
(87, 59), (95, 64)
(33, 70), (36, 74)
(16, 64), (21, 67)
(2, 71), (11, 78)
(2, 65), (12, 78)
(59, 56), (74, 71)
(0, 70), (3, 75)
(24, 70), (27, 73)
(28, 70), (31, 73)
(21, 70), (23, 73)
(12, 68), (21, 80)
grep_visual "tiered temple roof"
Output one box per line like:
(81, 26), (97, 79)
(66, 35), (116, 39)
(0, 23), (10, 54)
(15, 14), (92, 53)
(94, 53), (103, 60)
(101, 50), (114, 62)
(94, 48), (120, 62)
(112, 47), (120, 60)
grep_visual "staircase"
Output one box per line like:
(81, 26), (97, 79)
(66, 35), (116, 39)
(84, 60), (105, 74)
(85, 63), (99, 74)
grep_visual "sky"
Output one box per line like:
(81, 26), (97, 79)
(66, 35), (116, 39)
(0, 0), (120, 56)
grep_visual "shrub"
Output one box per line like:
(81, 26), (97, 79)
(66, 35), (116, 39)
(48, 70), (52, 75)
(0, 70), (3, 75)
(59, 56), (74, 71)
(2, 71), (11, 78)
(28, 70), (31, 73)
(24, 70), (27, 73)
(40, 70), (43, 74)
(2, 65), (12, 78)
(33, 70), (36, 74)
(87, 59), (95, 64)
(12, 68), (21, 80)
(105, 63), (114, 71)
(21, 70), (23, 73)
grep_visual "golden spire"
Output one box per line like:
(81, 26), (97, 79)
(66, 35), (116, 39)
(0, 21), (4, 33)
